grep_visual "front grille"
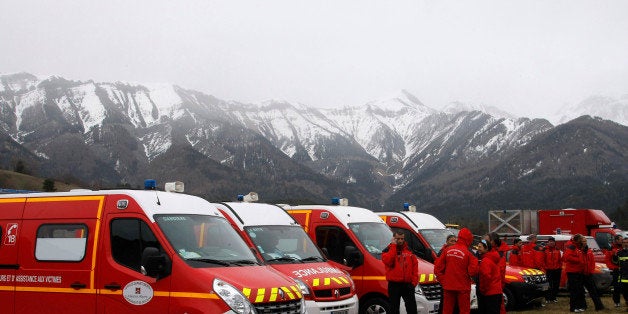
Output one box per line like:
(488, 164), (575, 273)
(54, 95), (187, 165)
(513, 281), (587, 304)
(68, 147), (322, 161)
(254, 299), (302, 314)
(523, 274), (547, 284)
(420, 282), (442, 301)
(313, 287), (352, 298)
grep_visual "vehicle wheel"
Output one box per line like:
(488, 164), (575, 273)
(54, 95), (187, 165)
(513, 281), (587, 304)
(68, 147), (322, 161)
(360, 297), (391, 314)
(503, 287), (515, 311)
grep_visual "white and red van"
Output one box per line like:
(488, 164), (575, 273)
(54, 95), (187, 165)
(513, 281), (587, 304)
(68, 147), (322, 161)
(284, 199), (442, 314)
(0, 182), (304, 313)
(214, 197), (358, 314)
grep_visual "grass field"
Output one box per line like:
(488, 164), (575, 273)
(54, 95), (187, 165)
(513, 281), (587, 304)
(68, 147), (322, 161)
(511, 292), (625, 313)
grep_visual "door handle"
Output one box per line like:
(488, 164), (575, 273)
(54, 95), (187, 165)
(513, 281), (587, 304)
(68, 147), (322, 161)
(70, 282), (87, 289)
(104, 283), (121, 290)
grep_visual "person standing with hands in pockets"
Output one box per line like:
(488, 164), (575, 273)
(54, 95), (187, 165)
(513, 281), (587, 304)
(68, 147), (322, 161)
(382, 230), (418, 314)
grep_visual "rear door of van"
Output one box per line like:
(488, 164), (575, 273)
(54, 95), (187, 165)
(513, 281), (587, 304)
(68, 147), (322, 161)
(0, 197), (25, 314)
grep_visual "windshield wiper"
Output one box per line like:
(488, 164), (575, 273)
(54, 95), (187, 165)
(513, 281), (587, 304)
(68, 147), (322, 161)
(300, 256), (325, 262)
(266, 256), (302, 263)
(230, 259), (259, 266)
(186, 258), (232, 266)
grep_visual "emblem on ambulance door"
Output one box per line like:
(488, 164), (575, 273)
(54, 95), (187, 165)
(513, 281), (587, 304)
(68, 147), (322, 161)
(123, 280), (154, 305)
(390, 217), (398, 223)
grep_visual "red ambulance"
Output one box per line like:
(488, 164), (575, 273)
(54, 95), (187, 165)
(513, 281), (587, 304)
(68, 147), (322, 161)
(284, 199), (442, 314)
(0, 181), (304, 313)
(214, 198), (358, 314)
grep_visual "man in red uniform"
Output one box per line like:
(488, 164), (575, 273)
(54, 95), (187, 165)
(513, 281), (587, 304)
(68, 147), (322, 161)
(582, 236), (605, 311)
(477, 240), (503, 314)
(606, 234), (623, 307)
(435, 227), (479, 314)
(509, 238), (523, 266)
(521, 234), (544, 269)
(382, 230), (419, 314)
(543, 237), (563, 303)
(564, 234), (586, 312)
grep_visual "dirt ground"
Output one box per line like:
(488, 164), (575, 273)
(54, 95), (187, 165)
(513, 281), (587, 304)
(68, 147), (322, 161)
(511, 292), (625, 313)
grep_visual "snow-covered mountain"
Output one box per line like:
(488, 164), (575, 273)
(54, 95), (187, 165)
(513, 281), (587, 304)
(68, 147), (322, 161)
(1, 72), (626, 219)
(554, 95), (628, 126)
(443, 101), (518, 120)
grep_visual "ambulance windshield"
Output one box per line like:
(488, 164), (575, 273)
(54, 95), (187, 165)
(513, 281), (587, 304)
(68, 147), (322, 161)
(155, 215), (258, 266)
(420, 229), (456, 255)
(348, 222), (392, 259)
(245, 225), (325, 263)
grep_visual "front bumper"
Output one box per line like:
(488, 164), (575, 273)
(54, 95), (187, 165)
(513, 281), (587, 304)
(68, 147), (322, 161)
(508, 281), (548, 306)
(304, 294), (358, 314)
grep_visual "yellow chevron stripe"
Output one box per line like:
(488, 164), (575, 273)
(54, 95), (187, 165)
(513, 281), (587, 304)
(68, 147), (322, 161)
(324, 278), (331, 286)
(290, 285), (302, 298)
(281, 286), (295, 299)
(331, 277), (342, 284)
(255, 288), (265, 303)
(269, 287), (278, 302)
(339, 276), (349, 284)
(313, 278), (320, 286)
(242, 287), (251, 298)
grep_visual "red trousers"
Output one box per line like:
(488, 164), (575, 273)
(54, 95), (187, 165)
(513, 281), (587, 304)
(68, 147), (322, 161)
(442, 290), (470, 314)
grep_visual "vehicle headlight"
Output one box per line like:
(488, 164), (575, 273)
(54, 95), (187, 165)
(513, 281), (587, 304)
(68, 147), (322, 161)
(213, 278), (256, 314)
(415, 283), (424, 295)
(294, 279), (311, 296)
(342, 270), (356, 292)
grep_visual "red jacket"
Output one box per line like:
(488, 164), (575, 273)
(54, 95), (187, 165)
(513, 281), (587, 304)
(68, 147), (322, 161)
(479, 250), (503, 296)
(543, 246), (563, 270)
(606, 242), (622, 270)
(509, 245), (522, 266)
(382, 242), (419, 286)
(495, 242), (508, 286)
(521, 242), (544, 269)
(564, 241), (585, 273)
(435, 228), (479, 291)
(583, 248), (596, 276)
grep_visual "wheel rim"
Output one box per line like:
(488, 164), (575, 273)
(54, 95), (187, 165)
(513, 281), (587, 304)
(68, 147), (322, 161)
(365, 304), (387, 314)
(503, 292), (508, 307)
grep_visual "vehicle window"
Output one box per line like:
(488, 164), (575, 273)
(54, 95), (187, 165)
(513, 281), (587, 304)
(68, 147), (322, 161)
(35, 224), (88, 262)
(594, 232), (612, 250)
(586, 237), (601, 250)
(111, 219), (162, 272)
(419, 229), (456, 254)
(245, 225), (323, 262)
(155, 215), (257, 265)
(315, 226), (358, 264)
(349, 222), (392, 259)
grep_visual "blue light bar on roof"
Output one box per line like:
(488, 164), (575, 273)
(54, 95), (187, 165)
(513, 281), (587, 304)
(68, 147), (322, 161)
(144, 179), (157, 190)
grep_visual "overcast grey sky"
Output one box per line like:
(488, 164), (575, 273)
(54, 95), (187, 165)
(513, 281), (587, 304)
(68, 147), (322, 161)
(1, 0), (627, 118)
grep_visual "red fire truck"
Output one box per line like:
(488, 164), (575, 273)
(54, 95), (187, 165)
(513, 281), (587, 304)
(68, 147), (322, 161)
(0, 181), (304, 313)
(284, 199), (443, 314)
(214, 195), (358, 314)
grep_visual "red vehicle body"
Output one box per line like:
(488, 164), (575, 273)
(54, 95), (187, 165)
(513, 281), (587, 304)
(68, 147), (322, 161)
(380, 211), (547, 310)
(285, 203), (442, 314)
(0, 187), (304, 313)
(489, 208), (624, 251)
(214, 201), (358, 314)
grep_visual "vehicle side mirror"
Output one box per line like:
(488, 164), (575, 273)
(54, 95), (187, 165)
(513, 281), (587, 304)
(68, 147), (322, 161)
(141, 247), (172, 279)
(321, 247), (330, 259)
(343, 245), (363, 268)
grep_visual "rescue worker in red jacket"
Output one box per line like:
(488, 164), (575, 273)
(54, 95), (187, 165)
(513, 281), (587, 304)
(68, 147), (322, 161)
(521, 234), (544, 269)
(564, 234), (586, 312)
(484, 232), (507, 314)
(508, 238), (523, 266)
(477, 240), (503, 314)
(542, 236), (563, 303)
(606, 234), (623, 307)
(435, 227), (479, 314)
(382, 230), (419, 314)
(581, 236), (605, 311)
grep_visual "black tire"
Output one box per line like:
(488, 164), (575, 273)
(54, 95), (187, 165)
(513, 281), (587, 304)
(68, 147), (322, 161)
(360, 297), (391, 314)
(503, 286), (515, 311)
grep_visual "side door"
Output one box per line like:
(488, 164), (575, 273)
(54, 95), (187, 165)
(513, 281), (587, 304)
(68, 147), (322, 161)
(96, 214), (171, 313)
(0, 198), (25, 314)
(313, 225), (361, 288)
(16, 197), (100, 313)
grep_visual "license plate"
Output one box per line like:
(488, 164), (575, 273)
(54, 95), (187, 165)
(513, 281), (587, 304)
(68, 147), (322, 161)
(331, 311), (348, 314)
(434, 303), (440, 311)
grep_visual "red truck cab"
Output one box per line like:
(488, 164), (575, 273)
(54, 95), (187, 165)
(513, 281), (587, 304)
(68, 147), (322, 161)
(214, 200), (358, 314)
(285, 202), (442, 314)
(0, 183), (304, 313)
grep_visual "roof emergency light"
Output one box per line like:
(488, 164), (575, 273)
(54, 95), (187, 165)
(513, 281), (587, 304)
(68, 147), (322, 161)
(164, 181), (184, 193)
(331, 197), (349, 206)
(144, 179), (157, 190)
(242, 192), (259, 202)
(403, 202), (417, 212)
